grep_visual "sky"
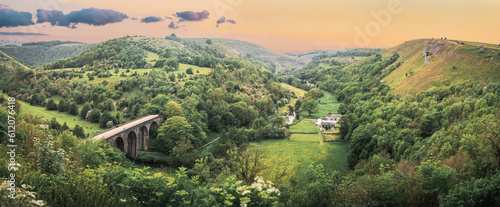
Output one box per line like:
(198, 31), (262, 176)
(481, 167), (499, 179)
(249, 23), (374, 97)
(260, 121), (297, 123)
(0, 0), (499, 53)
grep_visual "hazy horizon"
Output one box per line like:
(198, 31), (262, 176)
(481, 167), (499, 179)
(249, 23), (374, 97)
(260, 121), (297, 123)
(1, 0), (499, 53)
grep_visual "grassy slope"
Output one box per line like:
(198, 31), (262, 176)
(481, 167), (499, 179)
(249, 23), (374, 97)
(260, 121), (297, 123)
(277, 83), (306, 114)
(0, 43), (94, 67)
(2, 92), (102, 137)
(377, 39), (500, 95)
(0, 50), (31, 71)
(186, 38), (310, 71)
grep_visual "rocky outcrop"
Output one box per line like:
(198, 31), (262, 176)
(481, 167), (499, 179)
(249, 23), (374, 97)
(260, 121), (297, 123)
(423, 40), (449, 65)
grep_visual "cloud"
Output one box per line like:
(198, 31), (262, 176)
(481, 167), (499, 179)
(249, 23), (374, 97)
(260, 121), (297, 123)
(175, 10), (209, 22)
(216, 16), (236, 27)
(0, 4), (12, 10)
(0, 4), (35, 28)
(164, 16), (172, 20)
(0, 32), (47, 36)
(141, 16), (162, 23)
(168, 21), (179, 29)
(36, 8), (128, 28)
(36, 9), (64, 25)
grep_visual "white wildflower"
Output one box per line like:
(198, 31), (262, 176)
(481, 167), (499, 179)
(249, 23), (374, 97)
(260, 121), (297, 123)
(242, 190), (251, 195)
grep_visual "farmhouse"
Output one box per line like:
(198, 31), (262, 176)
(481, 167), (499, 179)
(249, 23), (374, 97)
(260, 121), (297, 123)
(314, 113), (342, 131)
(325, 114), (342, 123)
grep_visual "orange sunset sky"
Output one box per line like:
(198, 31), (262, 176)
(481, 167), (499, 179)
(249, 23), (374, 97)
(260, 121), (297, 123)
(0, 0), (499, 53)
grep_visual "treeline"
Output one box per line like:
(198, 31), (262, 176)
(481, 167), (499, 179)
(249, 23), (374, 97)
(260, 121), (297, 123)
(293, 52), (500, 206)
(43, 38), (147, 69)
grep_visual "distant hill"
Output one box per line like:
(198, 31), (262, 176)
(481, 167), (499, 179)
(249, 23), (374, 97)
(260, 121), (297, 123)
(375, 39), (500, 94)
(185, 38), (310, 72)
(38, 36), (310, 73)
(0, 41), (95, 67)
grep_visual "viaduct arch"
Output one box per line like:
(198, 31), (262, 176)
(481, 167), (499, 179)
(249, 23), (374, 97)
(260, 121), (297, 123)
(92, 115), (163, 158)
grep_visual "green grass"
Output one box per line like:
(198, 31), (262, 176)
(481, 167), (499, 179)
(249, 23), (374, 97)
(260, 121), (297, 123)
(278, 83), (306, 114)
(171, 63), (213, 86)
(15, 98), (101, 137)
(145, 51), (160, 64)
(288, 119), (319, 133)
(251, 88), (347, 182)
(249, 133), (348, 182)
(299, 91), (341, 118)
(377, 39), (500, 95)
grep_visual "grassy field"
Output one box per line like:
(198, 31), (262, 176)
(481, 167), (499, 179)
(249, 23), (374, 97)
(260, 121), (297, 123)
(250, 85), (347, 183)
(15, 98), (102, 137)
(171, 63), (213, 86)
(288, 119), (319, 133)
(249, 133), (348, 182)
(299, 91), (341, 118)
(278, 83), (307, 114)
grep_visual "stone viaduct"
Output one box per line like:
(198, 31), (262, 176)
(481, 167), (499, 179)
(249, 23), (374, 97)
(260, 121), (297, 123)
(92, 115), (163, 158)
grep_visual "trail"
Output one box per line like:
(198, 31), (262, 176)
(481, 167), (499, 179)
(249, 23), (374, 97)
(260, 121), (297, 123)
(196, 137), (220, 150)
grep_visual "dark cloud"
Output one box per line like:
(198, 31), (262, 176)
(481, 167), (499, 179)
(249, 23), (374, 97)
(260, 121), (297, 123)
(175, 10), (209, 22)
(0, 4), (35, 28)
(141, 16), (162, 23)
(36, 8), (128, 28)
(0, 32), (47, 36)
(216, 16), (236, 27)
(36, 9), (64, 25)
(164, 16), (172, 20)
(131, 17), (137, 20)
(168, 21), (179, 29)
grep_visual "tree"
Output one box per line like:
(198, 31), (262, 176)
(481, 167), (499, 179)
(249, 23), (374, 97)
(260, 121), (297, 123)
(302, 99), (317, 116)
(33, 136), (66, 175)
(58, 99), (68, 112)
(99, 111), (116, 128)
(163, 101), (184, 118)
(206, 39), (212, 44)
(186, 67), (194, 74)
(72, 125), (85, 139)
(61, 122), (69, 131)
(172, 137), (198, 167)
(236, 150), (268, 185)
(89, 109), (101, 123)
(49, 118), (61, 130)
(46, 98), (57, 110)
(68, 102), (78, 115)
(295, 99), (302, 111)
(80, 103), (91, 119)
(156, 116), (193, 154)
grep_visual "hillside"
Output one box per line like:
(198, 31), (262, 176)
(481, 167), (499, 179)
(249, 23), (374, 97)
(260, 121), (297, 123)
(0, 41), (95, 67)
(36, 36), (309, 73)
(377, 39), (500, 95)
(187, 38), (310, 72)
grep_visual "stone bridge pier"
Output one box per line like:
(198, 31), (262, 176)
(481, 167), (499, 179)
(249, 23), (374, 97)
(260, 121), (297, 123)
(93, 115), (162, 158)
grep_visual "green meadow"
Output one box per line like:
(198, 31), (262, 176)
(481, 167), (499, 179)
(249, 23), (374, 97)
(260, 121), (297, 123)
(16, 98), (102, 137)
(250, 86), (347, 183)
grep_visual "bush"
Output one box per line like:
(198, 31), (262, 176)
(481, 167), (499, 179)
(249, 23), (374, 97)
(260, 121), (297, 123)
(33, 136), (66, 175)
(186, 67), (194, 74)
(46, 98), (57, 110)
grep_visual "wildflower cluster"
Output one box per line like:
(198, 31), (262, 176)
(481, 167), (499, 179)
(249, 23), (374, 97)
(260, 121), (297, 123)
(0, 182), (46, 206)
(236, 176), (280, 206)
